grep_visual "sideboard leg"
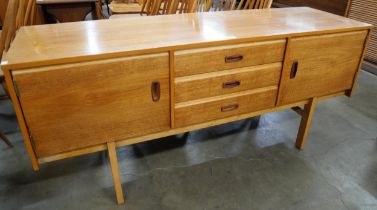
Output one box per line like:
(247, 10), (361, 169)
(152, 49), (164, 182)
(107, 142), (125, 204)
(295, 97), (317, 150)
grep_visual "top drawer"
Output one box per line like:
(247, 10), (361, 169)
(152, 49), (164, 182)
(175, 39), (286, 77)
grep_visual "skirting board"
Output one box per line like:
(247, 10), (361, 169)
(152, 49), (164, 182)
(362, 60), (377, 76)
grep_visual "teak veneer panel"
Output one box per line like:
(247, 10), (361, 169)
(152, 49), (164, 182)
(2, 7), (372, 70)
(0, 7), (372, 205)
(174, 40), (286, 77)
(175, 87), (277, 127)
(175, 63), (282, 102)
(13, 53), (170, 157)
(278, 31), (368, 105)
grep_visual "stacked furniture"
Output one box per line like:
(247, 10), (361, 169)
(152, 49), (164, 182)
(1, 8), (372, 205)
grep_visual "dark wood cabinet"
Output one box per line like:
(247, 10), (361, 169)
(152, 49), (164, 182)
(273, 0), (351, 16)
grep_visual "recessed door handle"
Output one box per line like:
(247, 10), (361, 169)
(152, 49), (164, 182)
(223, 80), (241, 88)
(290, 61), (299, 79)
(151, 81), (160, 102)
(225, 54), (243, 63)
(221, 104), (239, 112)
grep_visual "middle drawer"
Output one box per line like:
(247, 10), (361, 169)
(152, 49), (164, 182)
(175, 63), (282, 103)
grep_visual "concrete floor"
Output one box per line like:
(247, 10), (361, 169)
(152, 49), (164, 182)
(0, 70), (376, 210)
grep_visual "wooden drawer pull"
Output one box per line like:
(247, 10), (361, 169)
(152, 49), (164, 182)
(223, 80), (241, 88)
(221, 104), (239, 112)
(151, 81), (160, 102)
(290, 61), (298, 79)
(225, 54), (243, 63)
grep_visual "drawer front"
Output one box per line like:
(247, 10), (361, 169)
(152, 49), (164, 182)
(175, 40), (286, 77)
(175, 63), (282, 103)
(175, 87), (277, 127)
(13, 53), (170, 157)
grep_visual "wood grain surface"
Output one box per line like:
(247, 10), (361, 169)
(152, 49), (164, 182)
(278, 31), (367, 105)
(175, 62), (281, 102)
(174, 40), (285, 77)
(2, 8), (372, 70)
(13, 53), (170, 157)
(175, 86), (277, 127)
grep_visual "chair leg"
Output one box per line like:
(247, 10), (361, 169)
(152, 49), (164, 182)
(0, 132), (13, 147)
(106, 0), (110, 15)
(0, 78), (10, 100)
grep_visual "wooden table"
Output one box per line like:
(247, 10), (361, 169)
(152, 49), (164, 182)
(37, 0), (101, 23)
(1, 8), (372, 205)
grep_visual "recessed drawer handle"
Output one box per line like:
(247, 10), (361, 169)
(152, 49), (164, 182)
(290, 61), (299, 79)
(225, 54), (243, 63)
(151, 81), (160, 102)
(221, 104), (239, 112)
(223, 80), (241, 88)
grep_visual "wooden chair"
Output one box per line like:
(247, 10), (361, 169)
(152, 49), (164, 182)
(0, 0), (37, 59)
(0, 0), (37, 147)
(109, 0), (198, 19)
(109, 0), (144, 14)
(213, 0), (273, 11)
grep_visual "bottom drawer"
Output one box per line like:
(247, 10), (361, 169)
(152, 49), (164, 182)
(175, 86), (278, 127)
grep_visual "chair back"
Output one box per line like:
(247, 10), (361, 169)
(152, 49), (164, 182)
(213, 0), (273, 11)
(1, 0), (37, 59)
(141, 0), (199, 15)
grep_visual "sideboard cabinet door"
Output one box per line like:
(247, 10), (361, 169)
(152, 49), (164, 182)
(12, 53), (170, 157)
(278, 31), (368, 105)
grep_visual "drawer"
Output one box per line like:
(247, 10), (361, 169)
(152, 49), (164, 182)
(175, 86), (277, 127)
(175, 63), (282, 103)
(175, 40), (286, 77)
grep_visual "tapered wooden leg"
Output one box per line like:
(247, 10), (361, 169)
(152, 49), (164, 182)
(107, 142), (125, 204)
(295, 97), (317, 150)
(0, 132), (13, 147)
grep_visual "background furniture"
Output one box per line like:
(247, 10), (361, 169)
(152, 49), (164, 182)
(109, 0), (143, 14)
(272, 0), (351, 16)
(1, 8), (371, 205)
(0, 0), (9, 28)
(213, 0), (273, 11)
(109, 0), (199, 18)
(36, 0), (104, 23)
(110, 0), (273, 18)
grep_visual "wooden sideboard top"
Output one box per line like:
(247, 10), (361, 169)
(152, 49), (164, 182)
(2, 7), (372, 70)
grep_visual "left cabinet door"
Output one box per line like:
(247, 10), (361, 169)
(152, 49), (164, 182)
(13, 53), (170, 157)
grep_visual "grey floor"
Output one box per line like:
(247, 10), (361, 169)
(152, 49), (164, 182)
(0, 70), (376, 210)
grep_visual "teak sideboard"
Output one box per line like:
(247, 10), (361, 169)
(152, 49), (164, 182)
(1, 8), (373, 204)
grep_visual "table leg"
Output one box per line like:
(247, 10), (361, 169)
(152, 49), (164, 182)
(295, 97), (317, 150)
(107, 142), (125, 204)
(0, 132), (13, 147)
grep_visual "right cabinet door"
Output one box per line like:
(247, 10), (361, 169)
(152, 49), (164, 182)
(278, 31), (368, 105)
